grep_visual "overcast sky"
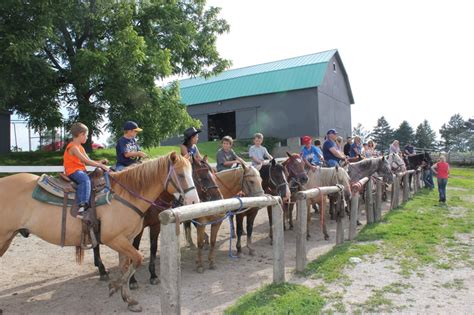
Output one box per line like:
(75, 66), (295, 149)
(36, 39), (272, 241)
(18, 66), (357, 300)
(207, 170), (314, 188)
(204, 0), (473, 135)
(11, 0), (473, 150)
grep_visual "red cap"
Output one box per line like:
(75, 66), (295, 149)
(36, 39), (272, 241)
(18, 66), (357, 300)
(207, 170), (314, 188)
(302, 136), (312, 145)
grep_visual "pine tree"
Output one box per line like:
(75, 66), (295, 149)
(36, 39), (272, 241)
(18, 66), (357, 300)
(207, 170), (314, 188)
(352, 123), (372, 143)
(393, 120), (414, 147)
(439, 114), (468, 151)
(371, 116), (393, 153)
(415, 120), (437, 150)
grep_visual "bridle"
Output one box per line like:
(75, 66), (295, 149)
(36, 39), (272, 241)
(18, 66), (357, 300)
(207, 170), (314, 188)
(284, 157), (307, 192)
(241, 168), (265, 197)
(163, 160), (197, 206)
(266, 164), (289, 197)
(192, 161), (221, 202)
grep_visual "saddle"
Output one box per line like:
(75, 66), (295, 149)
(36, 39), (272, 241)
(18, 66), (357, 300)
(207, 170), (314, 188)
(33, 169), (109, 250)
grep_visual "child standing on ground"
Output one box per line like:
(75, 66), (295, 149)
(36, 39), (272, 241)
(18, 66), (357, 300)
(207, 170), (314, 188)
(249, 133), (273, 170)
(216, 136), (241, 172)
(431, 155), (450, 203)
(64, 122), (110, 219)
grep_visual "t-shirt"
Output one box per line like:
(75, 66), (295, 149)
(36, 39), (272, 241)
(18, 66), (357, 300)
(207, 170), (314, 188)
(343, 143), (351, 156)
(249, 145), (271, 166)
(301, 145), (322, 165)
(216, 148), (238, 172)
(349, 143), (362, 157)
(116, 136), (141, 167)
(323, 140), (340, 162)
(389, 144), (400, 154)
(63, 142), (87, 176)
(435, 161), (449, 179)
(404, 145), (414, 154)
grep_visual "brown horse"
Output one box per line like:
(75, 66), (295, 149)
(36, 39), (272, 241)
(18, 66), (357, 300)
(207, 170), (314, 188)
(213, 161), (265, 256)
(0, 152), (199, 312)
(280, 152), (309, 231)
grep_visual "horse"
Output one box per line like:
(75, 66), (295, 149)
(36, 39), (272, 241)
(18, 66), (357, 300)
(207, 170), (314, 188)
(280, 152), (309, 231)
(304, 166), (351, 240)
(213, 162), (265, 256)
(0, 152), (199, 312)
(347, 156), (394, 184)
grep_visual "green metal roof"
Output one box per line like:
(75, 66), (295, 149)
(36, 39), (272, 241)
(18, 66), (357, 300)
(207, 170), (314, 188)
(180, 49), (339, 106)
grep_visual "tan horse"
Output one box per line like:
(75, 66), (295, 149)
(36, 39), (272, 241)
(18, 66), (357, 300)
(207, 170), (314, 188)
(0, 152), (199, 312)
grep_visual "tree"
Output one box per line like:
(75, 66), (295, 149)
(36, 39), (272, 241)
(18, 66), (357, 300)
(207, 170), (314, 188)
(393, 120), (414, 147)
(439, 114), (468, 151)
(464, 118), (474, 151)
(0, 0), (230, 150)
(371, 116), (393, 153)
(352, 123), (372, 143)
(414, 120), (436, 150)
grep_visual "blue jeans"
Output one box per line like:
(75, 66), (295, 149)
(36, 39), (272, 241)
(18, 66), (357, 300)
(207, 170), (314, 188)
(437, 178), (448, 202)
(327, 159), (340, 167)
(115, 163), (126, 171)
(69, 170), (91, 205)
(423, 169), (434, 189)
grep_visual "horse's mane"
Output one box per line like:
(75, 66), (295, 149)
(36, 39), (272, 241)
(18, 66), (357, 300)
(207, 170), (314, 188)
(308, 167), (350, 190)
(110, 153), (189, 194)
(350, 157), (382, 169)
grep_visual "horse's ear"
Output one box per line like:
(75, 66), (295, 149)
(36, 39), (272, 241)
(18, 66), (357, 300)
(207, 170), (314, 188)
(271, 158), (276, 166)
(335, 164), (339, 171)
(203, 155), (208, 162)
(170, 151), (178, 163)
(382, 155), (385, 161)
(286, 151), (292, 158)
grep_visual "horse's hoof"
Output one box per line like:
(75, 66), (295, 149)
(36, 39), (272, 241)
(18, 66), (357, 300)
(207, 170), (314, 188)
(128, 303), (142, 313)
(129, 281), (139, 290)
(324, 235), (330, 241)
(108, 282), (120, 297)
(209, 263), (216, 270)
(269, 239), (273, 246)
(187, 243), (196, 249)
(196, 266), (204, 273)
(248, 248), (255, 256)
(306, 235), (311, 241)
(357, 220), (362, 226)
(289, 226), (294, 230)
(150, 278), (160, 285)
(99, 273), (109, 281)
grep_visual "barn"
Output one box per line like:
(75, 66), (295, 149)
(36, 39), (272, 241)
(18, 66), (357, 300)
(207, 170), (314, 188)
(166, 49), (354, 145)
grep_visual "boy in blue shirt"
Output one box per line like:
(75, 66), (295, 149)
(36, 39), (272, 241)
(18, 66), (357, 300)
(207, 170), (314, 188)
(300, 136), (323, 170)
(115, 121), (147, 171)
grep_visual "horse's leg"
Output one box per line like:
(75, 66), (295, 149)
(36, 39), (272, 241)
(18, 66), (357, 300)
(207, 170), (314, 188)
(107, 238), (144, 312)
(246, 209), (258, 256)
(288, 202), (294, 230)
(267, 206), (273, 243)
(0, 231), (16, 257)
(229, 214), (237, 238)
(129, 229), (144, 290)
(329, 197), (335, 220)
(282, 203), (288, 231)
(93, 245), (109, 281)
(148, 224), (160, 285)
(195, 224), (205, 273)
(322, 198), (329, 241)
(306, 201), (312, 240)
(236, 213), (243, 256)
(184, 221), (195, 248)
(208, 221), (222, 270)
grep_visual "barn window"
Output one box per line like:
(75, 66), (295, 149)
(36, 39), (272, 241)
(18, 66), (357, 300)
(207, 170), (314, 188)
(333, 62), (337, 73)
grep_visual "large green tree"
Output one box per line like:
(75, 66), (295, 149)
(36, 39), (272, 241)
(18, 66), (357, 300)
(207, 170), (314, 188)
(393, 120), (414, 147)
(371, 116), (393, 153)
(0, 0), (230, 150)
(439, 114), (468, 151)
(352, 123), (372, 144)
(414, 119), (436, 150)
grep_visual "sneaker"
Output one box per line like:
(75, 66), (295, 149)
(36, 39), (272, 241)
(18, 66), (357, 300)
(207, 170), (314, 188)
(77, 205), (87, 219)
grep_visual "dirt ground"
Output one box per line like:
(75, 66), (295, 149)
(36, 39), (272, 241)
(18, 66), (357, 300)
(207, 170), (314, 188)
(1, 198), (472, 314)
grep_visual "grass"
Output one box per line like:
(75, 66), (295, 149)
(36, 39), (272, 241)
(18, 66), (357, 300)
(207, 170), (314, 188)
(0, 140), (250, 167)
(225, 167), (474, 314)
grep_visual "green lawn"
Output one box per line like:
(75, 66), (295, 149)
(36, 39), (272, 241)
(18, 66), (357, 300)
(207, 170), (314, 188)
(0, 140), (250, 167)
(225, 167), (474, 314)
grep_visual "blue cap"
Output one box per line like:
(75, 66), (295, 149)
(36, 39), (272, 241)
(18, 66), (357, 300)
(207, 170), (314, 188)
(123, 121), (143, 132)
(327, 129), (338, 135)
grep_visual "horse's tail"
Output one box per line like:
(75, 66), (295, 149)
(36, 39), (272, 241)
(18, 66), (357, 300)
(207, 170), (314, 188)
(75, 246), (84, 265)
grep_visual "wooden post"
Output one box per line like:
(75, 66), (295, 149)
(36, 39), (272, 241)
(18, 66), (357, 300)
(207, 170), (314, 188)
(349, 192), (359, 240)
(403, 173), (409, 202)
(392, 176), (399, 209)
(295, 198), (308, 272)
(413, 171), (418, 194)
(272, 203), (285, 283)
(365, 179), (374, 224)
(374, 180), (382, 222)
(160, 223), (181, 315)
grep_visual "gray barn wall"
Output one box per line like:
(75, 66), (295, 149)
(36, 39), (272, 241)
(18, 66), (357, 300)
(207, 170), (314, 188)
(0, 113), (11, 153)
(317, 55), (352, 138)
(184, 88), (321, 141)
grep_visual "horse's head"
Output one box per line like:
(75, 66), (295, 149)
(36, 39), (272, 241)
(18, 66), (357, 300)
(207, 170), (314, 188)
(191, 155), (223, 202)
(260, 159), (290, 202)
(388, 153), (406, 174)
(282, 152), (309, 191)
(166, 152), (200, 205)
(377, 156), (394, 184)
(239, 158), (265, 197)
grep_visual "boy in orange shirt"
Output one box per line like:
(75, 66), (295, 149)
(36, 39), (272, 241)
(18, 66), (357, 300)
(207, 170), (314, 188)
(63, 123), (110, 219)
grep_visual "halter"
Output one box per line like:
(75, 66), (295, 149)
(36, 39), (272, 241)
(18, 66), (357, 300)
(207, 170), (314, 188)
(164, 160), (197, 205)
(241, 169), (265, 197)
(266, 164), (289, 196)
(285, 156), (307, 191)
(192, 161), (221, 201)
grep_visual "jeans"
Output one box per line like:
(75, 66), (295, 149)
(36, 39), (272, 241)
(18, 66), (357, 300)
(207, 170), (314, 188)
(115, 163), (126, 171)
(423, 169), (434, 189)
(69, 170), (91, 205)
(326, 159), (340, 167)
(437, 178), (448, 202)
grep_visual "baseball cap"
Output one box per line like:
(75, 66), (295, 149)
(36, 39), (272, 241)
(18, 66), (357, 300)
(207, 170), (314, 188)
(327, 129), (338, 135)
(123, 121), (143, 132)
(302, 136), (312, 145)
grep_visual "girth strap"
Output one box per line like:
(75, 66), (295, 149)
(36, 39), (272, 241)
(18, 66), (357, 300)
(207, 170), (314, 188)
(113, 194), (145, 218)
(60, 192), (68, 247)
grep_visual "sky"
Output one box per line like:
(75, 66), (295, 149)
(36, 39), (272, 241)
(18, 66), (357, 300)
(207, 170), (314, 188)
(10, 0), (473, 150)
